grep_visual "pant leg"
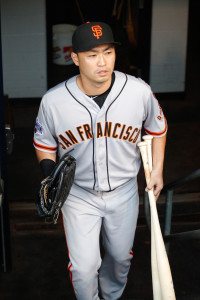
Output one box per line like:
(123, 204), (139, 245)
(99, 180), (139, 300)
(62, 185), (104, 300)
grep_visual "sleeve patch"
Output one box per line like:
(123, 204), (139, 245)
(34, 117), (43, 135)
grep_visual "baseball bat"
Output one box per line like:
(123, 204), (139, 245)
(142, 135), (162, 300)
(137, 137), (176, 300)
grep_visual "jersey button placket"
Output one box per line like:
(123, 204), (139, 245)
(95, 115), (108, 191)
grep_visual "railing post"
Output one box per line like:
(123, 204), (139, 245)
(144, 191), (151, 231)
(164, 189), (174, 253)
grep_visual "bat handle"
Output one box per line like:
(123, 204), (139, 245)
(142, 135), (153, 172)
(137, 141), (151, 184)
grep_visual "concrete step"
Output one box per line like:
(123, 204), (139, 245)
(8, 192), (200, 234)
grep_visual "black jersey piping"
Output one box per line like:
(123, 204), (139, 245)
(73, 177), (133, 193)
(65, 80), (96, 190)
(105, 73), (128, 191)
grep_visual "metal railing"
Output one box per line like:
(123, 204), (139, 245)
(143, 169), (200, 252)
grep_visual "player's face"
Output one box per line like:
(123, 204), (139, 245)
(72, 44), (116, 86)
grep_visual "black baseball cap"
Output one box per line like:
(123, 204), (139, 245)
(72, 21), (120, 53)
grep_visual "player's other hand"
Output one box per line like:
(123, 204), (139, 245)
(145, 169), (163, 201)
(41, 176), (50, 184)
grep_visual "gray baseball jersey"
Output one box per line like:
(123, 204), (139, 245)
(33, 71), (167, 191)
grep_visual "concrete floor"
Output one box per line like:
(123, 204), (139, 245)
(0, 99), (200, 299)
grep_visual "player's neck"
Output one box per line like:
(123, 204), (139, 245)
(76, 75), (112, 96)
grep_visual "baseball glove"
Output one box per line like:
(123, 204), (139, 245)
(36, 153), (76, 224)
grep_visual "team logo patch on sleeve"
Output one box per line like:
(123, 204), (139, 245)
(34, 117), (43, 135)
(153, 93), (163, 120)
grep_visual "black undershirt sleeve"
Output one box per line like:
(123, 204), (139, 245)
(40, 159), (56, 178)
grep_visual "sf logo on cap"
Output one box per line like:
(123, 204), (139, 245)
(91, 25), (102, 39)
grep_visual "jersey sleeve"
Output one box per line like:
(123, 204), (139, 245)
(33, 96), (58, 153)
(143, 91), (167, 137)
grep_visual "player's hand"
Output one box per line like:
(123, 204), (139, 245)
(145, 169), (163, 201)
(41, 176), (49, 184)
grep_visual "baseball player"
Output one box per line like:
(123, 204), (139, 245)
(33, 22), (167, 300)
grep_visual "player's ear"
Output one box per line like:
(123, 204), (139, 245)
(71, 52), (79, 66)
